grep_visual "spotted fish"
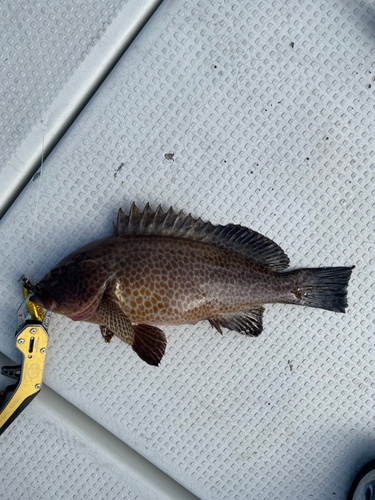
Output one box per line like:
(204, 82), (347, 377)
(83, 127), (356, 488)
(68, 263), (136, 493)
(31, 203), (354, 366)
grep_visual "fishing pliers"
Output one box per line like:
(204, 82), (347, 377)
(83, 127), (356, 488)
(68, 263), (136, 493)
(0, 277), (50, 436)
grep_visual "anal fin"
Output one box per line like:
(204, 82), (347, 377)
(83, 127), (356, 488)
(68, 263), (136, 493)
(132, 324), (167, 366)
(208, 307), (264, 337)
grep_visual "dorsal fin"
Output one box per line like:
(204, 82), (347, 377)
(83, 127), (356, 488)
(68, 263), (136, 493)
(114, 202), (290, 271)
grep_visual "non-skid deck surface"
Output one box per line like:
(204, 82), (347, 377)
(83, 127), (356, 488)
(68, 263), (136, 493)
(0, 0), (374, 499)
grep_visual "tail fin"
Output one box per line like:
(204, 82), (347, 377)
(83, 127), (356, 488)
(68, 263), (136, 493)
(287, 266), (355, 313)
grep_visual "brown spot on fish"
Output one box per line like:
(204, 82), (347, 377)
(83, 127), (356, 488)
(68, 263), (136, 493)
(31, 203), (354, 366)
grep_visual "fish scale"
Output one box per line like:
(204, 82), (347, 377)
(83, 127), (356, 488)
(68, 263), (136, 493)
(30, 203), (354, 366)
(101, 236), (291, 324)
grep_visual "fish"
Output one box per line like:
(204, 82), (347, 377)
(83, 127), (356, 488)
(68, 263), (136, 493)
(30, 203), (354, 366)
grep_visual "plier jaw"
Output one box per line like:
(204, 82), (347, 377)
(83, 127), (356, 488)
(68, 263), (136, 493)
(0, 277), (50, 436)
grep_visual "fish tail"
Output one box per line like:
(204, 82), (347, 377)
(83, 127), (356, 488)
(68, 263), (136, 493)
(285, 266), (355, 313)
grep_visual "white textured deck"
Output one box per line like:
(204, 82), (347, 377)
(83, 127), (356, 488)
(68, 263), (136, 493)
(0, 1), (374, 499)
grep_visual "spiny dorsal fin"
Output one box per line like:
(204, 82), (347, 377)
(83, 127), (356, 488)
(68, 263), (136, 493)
(114, 202), (289, 271)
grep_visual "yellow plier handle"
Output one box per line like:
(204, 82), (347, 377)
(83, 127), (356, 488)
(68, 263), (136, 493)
(0, 278), (50, 436)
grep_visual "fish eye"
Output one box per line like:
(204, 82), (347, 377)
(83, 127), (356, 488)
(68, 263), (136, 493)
(50, 270), (62, 281)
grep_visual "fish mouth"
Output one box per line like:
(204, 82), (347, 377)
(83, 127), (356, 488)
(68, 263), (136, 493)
(30, 289), (57, 311)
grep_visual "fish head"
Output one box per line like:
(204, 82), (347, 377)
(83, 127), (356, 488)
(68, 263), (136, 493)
(30, 254), (110, 320)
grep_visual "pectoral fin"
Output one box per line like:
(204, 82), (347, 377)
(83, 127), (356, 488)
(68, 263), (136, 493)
(132, 324), (167, 366)
(92, 296), (135, 345)
(100, 325), (115, 343)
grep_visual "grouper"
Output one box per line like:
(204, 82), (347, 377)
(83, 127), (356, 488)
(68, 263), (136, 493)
(31, 203), (354, 366)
